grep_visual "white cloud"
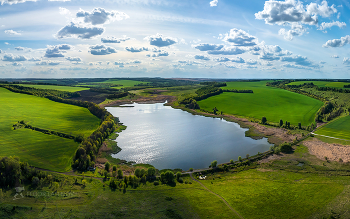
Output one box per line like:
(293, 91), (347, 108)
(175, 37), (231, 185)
(210, 0), (218, 7)
(101, 36), (130, 43)
(12, 62), (23, 66)
(207, 46), (246, 55)
(15, 46), (24, 51)
(66, 57), (82, 62)
(45, 44), (72, 58)
(4, 30), (21, 35)
(323, 35), (350, 47)
(28, 57), (41, 61)
(145, 33), (178, 47)
(318, 21), (346, 31)
(59, 7), (71, 15)
(76, 8), (129, 25)
(331, 55), (339, 58)
(36, 60), (60, 66)
(193, 43), (224, 51)
(281, 55), (319, 68)
(2, 53), (27, 62)
(343, 58), (350, 65)
(125, 47), (148, 53)
(278, 23), (307, 40)
(0, 0), (36, 5)
(194, 55), (210, 61)
(89, 45), (117, 55)
(222, 28), (258, 47)
(56, 22), (104, 39)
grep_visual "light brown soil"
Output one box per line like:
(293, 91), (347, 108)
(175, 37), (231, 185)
(304, 138), (350, 162)
(258, 154), (285, 164)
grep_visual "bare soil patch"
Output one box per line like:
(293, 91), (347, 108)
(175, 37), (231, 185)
(304, 138), (350, 162)
(258, 154), (285, 164)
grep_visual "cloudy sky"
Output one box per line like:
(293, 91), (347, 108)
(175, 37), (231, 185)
(0, 0), (349, 79)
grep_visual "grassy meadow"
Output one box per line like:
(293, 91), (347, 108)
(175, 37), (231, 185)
(0, 87), (100, 171)
(16, 84), (89, 92)
(315, 116), (350, 140)
(286, 80), (350, 88)
(198, 81), (324, 126)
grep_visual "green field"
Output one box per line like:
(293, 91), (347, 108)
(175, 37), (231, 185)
(0, 88), (100, 171)
(79, 79), (147, 89)
(198, 81), (324, 126)
(315, 116), (350, 140)
(16, 84), (89, 92)
(286, 81), (350, 88)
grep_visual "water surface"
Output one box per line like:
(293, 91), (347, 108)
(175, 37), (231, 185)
(107, 102), (272, 170)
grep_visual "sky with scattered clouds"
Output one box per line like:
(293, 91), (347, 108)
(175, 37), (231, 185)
(0, 0), (349, 78)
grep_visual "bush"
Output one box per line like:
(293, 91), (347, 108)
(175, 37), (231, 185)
(154, 181), (159, 186)
(105, 162), (110, 172)
(176, 172), (182, 180)
(147, 167), (156, 177)
(262, 117), (267, 124)
(238, 156), (242, 162)
(189, 168), (193, 172)
(112, 165), (117, 171)
(230, 159), (234, 164)
(211, 160), (217, 168)
(279, 143), (293, 153)
(32, 177), (40, 187)
(177, 177), (183, 183)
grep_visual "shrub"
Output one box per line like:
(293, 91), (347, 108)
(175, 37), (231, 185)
(262, 117), (267, 124)
(211, 160), (217, 168)
(238, 156), (242, 162)
(154, 181), (159, 186)
(177, 177), (183, 183)
(230, 159), (234, 164)
(147, 167), (156, 177)
(176, 172), (182, 180)
(134, 168), (141, 178)
(189, 168), (193, 172)
(112, 165), (117, 171)
(279, 143), (293, 153)
(105, 162), (110, 172)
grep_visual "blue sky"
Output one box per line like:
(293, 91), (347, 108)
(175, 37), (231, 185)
(0, 0), (349, 78)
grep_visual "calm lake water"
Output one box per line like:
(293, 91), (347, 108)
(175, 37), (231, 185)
(106, 102), (272, 170)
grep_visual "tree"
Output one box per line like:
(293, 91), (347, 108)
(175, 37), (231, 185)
(262, 117), (267, 124)
(285, 121), (288, 128)
(176, 172), (182, 180)
(117, 169), (123, 179)
(279, 119), (283, 127)
(140, 169), (146, 177)
(112, 165), (117, 171)
(105, 162), (110, 172)
(147, 167), (156, 177)
(32, 177), (40, 187)
(213, 107), (218, 115)
(298, 122), (302, 129)
(230, 159), (234, 164)
(246, 154), (249, 159)
(134, 168), (141, 178)
(238, 156), (242, 162)
(164, 171), (175, 184)
(189, 168), (193, 172)
(211, 160), (217, 168)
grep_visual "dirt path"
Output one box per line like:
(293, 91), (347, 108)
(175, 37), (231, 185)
(189, 173), (244, 219)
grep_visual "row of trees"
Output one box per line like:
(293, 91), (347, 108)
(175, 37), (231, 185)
(0, 84), (80, 98)
(223, 89), (253, 93)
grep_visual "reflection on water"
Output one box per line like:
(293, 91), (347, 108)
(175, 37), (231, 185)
(106, 102), (272, 170)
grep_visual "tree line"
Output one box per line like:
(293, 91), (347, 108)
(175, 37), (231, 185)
(223, 89), (253, 93)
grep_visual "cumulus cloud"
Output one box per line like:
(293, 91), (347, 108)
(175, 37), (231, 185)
(331, 55), (339, 58)
(56, 22), (104, 39)
(145, 33), (178, 47)
(278, 23), (307, 40)
(49, 0), (71, 2)
(194, 55), (210, 61)
(207, 46), (246, 55)
(318, 21), (346, 31)
(36, 60), (60, 66)
(0, 49), (2, 53)
(255, 0), (336, 26)
(101, 36), (130, 43)
(28, 57), (41, 61)
(343, 58), (350, 65)
(193, 43), (224, 51)
(12, 62), (23, 66)
(15, 47), (24, 51)
(246, 59), (258, 65)
(2, 53), (27, 62)
(4, 30), (21, 35)
(66, 57), (82, 62)
(231, 57), (245, 63)
(147, 50), (169, 57)
(282, 63), (310, 69)
(323, 35), (350, 47)
(259, 52), (280, 61)
(0, 0), (36, 5)
(125, 47), (148, 53)
(90, 45), (117, 55)
(281, 55), (319, 68)
(59, 7), (70, 15)
(210, 0), (218, 7)
(45, 44), (71, 58)
(76, 8), (129, 25)
(215, 57), (231, 62)
(223, 28), (258, 47)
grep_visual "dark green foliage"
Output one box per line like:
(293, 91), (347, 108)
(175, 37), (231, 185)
(0, 84), (80, 98)
(279, 119), (283, 127)
(298, 123), (302, 129)
(147, 167), (156, 177)
(176, 172), (182, 180)
(185, 98), (200, 109)
(199, 82), (227, 87)
(112, 165), (117, 171)
(223, 89), (253, 93)
(262, 117), (267, 124)
(117, 169), (123, 179)
(161, 171), (175, 184)
(134, 169), (141, 178)
(238, 156), (242, 162)
(211, 160), (217, 168)
(279, 143), (293, 153)
(105, 162), (110, 172)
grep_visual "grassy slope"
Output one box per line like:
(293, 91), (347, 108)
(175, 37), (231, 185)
(315, 116), (350, 140)
(198, 81), (323, 126)
(16, 84), (89, 92)
(286, 81), (350, 88)
(0, 88), (100, 171)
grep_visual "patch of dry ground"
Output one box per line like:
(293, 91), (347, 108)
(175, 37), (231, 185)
(304, 138), (350, 162)
(100, 94), (176, 108)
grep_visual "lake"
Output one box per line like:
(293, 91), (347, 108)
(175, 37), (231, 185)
(106, 102), (272, 170)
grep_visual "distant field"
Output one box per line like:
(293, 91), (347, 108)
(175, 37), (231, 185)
(79, 79), (147, 89)
(0, 88), (100, 171)
(16, 84), (89, 92)
(315, 116), (350, 140)
(286, 81), (350, 88)
(198, 81), (324, 126)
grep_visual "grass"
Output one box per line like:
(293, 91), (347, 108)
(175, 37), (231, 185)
(16, 84), (89, 92)
(198, 81), (324, 126)
(0, 88), (100, 171)
(286, 80), (350, 88)
(315, 116), (350, 140)
(79, 79), (147, 89)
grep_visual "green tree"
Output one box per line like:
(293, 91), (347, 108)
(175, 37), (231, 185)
(32, 177), (40, 187)
(230, 159), (234, 164)
(211, 160), (218, 168)
(147, 167), (156, 177)
(298, 122), (302, 129)
(112, 165), (117, 171)
(213, 107), (218, 115)
(140, 169), (146, 177)
(238, 156), (242, 162)
(105, 162), (110, 172)
(134, 168), (141, 178)
(164, 171), (175, 184)
(279, 119), (283, 127)
(262, 117), (267, 124)
(189, 168), (193, 172)
(246, 154), (249, 159)
(176, 172), (182, 180)
(117, 169), (123, 179)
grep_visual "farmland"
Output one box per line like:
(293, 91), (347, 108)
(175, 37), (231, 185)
(0, 87), (100, 171)
(286, 80), (350, 88)
(78, 79), (147, 89)
(315, 116), (350, 140)
(16, 84), (89, 92)
(198, 81), (324, 126)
